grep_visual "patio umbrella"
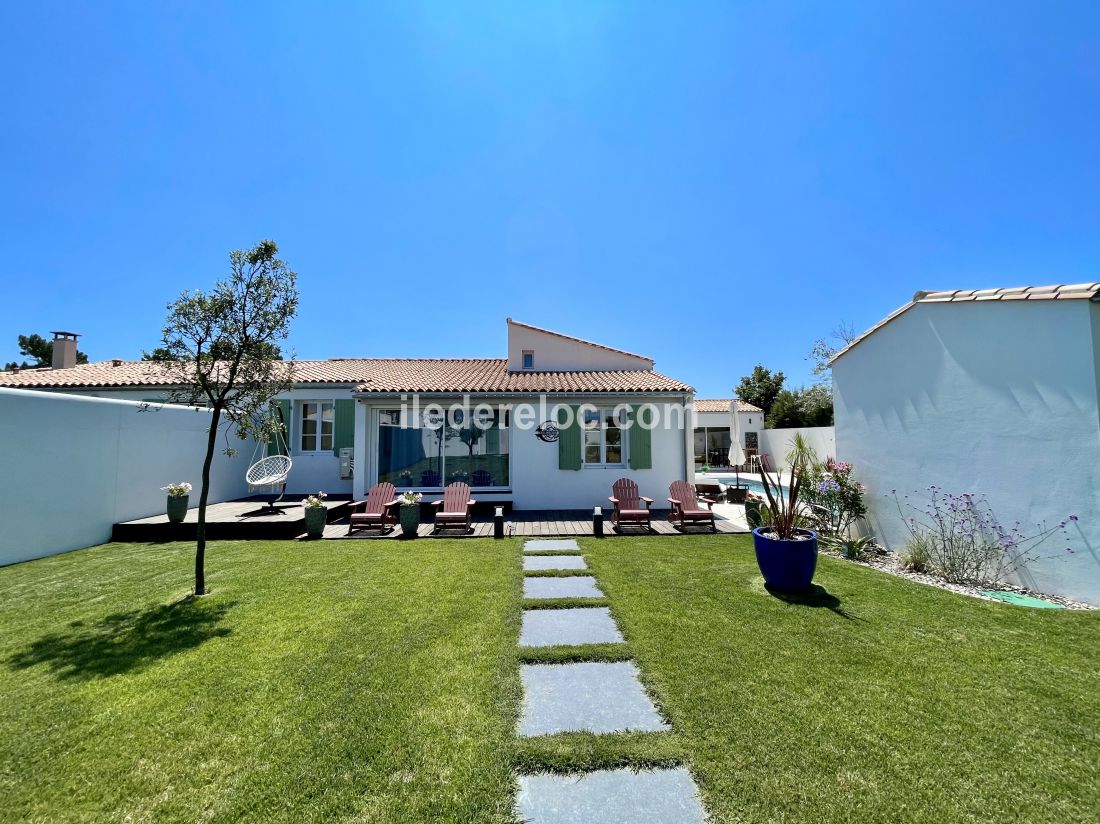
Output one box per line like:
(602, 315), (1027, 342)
(728, 401), (747, 488)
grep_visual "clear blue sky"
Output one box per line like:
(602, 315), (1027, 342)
(2, 2), (1098, 395)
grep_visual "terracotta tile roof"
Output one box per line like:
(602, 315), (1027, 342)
(506, 318), (654, 366)
(830, 282), (1100, 364)
(0, 358), (692, 394)
(694, 398), (762, 413)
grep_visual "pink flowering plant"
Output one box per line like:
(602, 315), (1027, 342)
(892, 486), (1076, 585)
(801, 459), (867, 538)
(301, 491), (327, 509)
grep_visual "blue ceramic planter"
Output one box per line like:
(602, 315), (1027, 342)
(752, 527), (819, 593)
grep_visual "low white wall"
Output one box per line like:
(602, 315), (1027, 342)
(0, 388), (249, 566)
(759, 426), (837, 467)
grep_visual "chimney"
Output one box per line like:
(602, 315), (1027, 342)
(51, 331), (79, 370)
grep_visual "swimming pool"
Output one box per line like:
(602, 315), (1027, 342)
(711, 476), (784, 496)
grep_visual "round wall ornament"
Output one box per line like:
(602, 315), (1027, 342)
(535, 421), (560, 443)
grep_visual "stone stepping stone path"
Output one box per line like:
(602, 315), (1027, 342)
(520, 607), (623, 647)
(516, 537), (705, 822)
(523, 554), (588, 571)
(523, 576), (604, 600)
(519, 661), (668, 736)
(517, 768), (706, 824)
(524, 539), (583, 552)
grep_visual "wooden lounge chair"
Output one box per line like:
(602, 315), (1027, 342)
(668, 479), (717, 532)
(348, 482), (400, 535)
(608, 478), (653, 532)
(432, 482), (475, 534)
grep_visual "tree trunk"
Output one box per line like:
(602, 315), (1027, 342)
(195, 405), (222, 596)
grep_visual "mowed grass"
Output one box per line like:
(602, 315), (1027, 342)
(580, 535), (1100, 824)
(0, 538), (524, 823)
(3, 535), (1098, 823)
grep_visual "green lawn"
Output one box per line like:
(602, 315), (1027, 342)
(1, 536), (1097, 823)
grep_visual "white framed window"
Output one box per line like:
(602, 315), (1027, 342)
(522, 350), (534, 370)
(582, 406), (626, 465)
(299, 401), (334, 453)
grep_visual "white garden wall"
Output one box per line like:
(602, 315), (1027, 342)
(833, 299), (1100, 605)
(759, 426), (836, 467)
(0, 388), (249, 566)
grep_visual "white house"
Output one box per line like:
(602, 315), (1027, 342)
(0, 320), (696, 511)
(831, 283), (1100, 604)
(691, 399), (763, 468)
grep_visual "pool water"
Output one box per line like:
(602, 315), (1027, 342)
(712, 476), (782, 496)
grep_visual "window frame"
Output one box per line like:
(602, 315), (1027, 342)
(521, 350), (534, 370)
(582, 406), (627, 467)
(298, 400), (335, 454)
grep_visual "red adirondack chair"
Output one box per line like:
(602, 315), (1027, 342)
(348, 482), (400, 535)
(432, 482), (476, 534)
(667, 479), (717, 532)
(608, 478), (653, 531)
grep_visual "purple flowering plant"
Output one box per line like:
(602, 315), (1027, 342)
(802, 458), (868, 538)
(892, 486), (1076, 585)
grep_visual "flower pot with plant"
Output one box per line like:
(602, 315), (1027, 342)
(398, 491), (423, 537)
(162, 482), (192, 524)
(752, 435), (818, 593)
(301, 491), (328, 538)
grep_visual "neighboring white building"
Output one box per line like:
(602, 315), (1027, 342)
(691, 399), (763, 469)
(0, 320), (696, 511)
(832, 283), (1100, 604)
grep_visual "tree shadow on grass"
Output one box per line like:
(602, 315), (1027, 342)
(6, 597), (235, 681)
(765, 584), (857, 620)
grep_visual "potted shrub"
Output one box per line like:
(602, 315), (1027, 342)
(744, 491), (765, 528)
(161, 482), (192, 524)
(752, 436), (818, 593)
(301, 491), (328, 538)
(398, 491), (423, 538)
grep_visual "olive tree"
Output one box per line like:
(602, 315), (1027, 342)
(158, 240), (299, 595)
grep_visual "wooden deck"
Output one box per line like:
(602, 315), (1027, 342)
(114, 500), (750, 542)
(322, 508), (749, 540)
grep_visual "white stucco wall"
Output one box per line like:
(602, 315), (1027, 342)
(833, 299), (1100, 604)
(759, 426), (837, 467)
(506, 320), (653, 372)
(64, 386), (355, 495)
(353, 394), (690, 510)
(0, 388), (248, 566)
(509, 400), (690, 510)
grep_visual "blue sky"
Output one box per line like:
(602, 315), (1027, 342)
(1, 1), (1097, 395)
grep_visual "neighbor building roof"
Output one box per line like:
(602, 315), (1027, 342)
(0, 358), (693, 394)
(694, 398), (762, 413)
(830, 282), (1100, 364)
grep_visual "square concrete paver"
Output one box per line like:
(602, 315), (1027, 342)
(524, 539), (580, 552)
(517, 768), (705, 824)
(523, 576), (603, 600)
(523, 555), (587, 571)
(520, 608), (623, 647)
(518, 662), (668, 736)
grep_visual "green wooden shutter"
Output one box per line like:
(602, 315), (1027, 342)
(269, 399), (292, 456)
(333, 399), (355, 456)
(557, 405), (582, 471)
(628, 404), (652, 470)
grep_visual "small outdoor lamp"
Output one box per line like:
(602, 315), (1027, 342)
(494, 506), (504, 539)
(593, 506), (604, 538)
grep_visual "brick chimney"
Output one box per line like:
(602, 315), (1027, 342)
(51, 331), (80, 369)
